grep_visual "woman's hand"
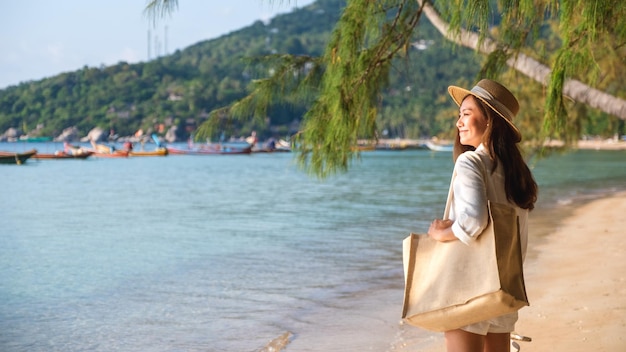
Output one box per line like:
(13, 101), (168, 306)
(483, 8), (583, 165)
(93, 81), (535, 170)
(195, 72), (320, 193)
(427, 219), (458, 242)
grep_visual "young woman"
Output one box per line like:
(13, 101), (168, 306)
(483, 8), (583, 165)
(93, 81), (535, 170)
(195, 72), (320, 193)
(427, 79), (538, 352)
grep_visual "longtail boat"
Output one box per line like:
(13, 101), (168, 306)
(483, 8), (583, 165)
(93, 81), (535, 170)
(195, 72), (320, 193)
(0, 149), (37, 164)
(33, 151), (94, 160)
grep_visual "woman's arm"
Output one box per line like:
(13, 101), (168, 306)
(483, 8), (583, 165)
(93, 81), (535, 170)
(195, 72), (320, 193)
(451, 153), (489, 244)
(431, 151), (489, 244)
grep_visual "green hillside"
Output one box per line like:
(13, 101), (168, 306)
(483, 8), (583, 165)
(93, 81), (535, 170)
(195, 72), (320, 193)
(0, 0), (483, 142)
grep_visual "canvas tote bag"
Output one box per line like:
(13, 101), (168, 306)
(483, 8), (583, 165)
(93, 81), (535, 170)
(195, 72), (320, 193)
(401, 154), (528, 332)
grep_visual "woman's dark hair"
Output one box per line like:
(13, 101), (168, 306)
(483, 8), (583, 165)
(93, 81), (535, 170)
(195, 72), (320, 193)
(453, 95), (538, 210)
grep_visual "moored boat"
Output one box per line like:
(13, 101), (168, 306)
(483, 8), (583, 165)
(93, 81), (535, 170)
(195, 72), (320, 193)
(0, 149), (37, 164)
(252, 139), (293, 153)
(125, 134), (169, 156)
(33, 142), (94, 159)
(89, 140), (129, 158)
(33, 150), (94, 160)
(425, 141), (454, 152)
(167, 143), (252, 155)
(129, 147), (168, 157)
(91, 149), (129, 158)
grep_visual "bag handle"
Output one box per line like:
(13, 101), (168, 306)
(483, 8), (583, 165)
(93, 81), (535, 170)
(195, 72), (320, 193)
(443, 152), (487, 220)
(443, 173), (455, 220)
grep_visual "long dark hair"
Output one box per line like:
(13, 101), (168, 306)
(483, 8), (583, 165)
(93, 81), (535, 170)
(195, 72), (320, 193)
(453, 96), (538, 210)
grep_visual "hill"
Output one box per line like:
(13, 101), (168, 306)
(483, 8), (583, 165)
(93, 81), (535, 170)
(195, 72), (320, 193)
(0, 0), (482, 142)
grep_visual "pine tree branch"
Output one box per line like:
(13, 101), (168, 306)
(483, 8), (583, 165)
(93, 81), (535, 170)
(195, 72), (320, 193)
(418, 0), (626, 120)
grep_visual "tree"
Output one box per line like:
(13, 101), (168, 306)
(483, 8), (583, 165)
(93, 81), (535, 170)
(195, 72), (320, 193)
(145, 0), (626, 177)
(419, 0), (626, 142)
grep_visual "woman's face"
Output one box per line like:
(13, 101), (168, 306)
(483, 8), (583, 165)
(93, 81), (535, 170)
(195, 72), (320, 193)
(456, 96), (488, 148)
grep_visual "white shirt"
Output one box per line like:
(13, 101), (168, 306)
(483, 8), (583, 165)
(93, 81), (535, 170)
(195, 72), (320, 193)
(448, 144), (529, 261)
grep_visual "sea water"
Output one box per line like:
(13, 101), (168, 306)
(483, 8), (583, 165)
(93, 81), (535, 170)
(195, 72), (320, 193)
(0, 143), (624, 351)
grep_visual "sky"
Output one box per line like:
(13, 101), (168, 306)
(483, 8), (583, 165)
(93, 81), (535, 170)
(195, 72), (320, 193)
(0, 0), (316, 89)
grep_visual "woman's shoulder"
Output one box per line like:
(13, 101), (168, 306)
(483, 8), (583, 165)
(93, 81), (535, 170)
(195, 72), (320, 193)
(456, 149), (484, 167)
(455, 149), (491, 177)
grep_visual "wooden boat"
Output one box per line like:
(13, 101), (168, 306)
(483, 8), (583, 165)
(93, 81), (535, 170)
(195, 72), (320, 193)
(129, 147), (168, 157)
(0, 149), (37, 164)
(89, 140), (129, 158)
(126, 134), (169, 156)
(274, 139), (292, 152)
(425, 141), (454, 152)
(33, 150), (94, 159)
(91, 149), (129, 158)
(167, 143), (253, 155)
(252, 139), (292, 153)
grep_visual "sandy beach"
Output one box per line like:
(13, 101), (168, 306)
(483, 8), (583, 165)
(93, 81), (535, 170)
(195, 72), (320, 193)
(398, 191), (626, 352)
(515, 191), (626, 351)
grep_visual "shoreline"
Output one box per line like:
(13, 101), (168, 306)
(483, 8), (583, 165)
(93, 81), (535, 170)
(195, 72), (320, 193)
(395, 190), (626, 352)
(375, 138), (626, 151)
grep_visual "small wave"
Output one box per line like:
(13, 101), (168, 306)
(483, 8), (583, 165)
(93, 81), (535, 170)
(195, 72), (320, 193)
(555, 186), (623, 207)
(556, 198), (573, 206)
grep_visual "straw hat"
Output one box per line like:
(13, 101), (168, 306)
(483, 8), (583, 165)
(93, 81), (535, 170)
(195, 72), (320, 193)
(448, 79), (521, 142)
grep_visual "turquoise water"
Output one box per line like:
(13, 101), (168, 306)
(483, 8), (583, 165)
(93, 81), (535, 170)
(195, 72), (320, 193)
(0, 143), (624, 351)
